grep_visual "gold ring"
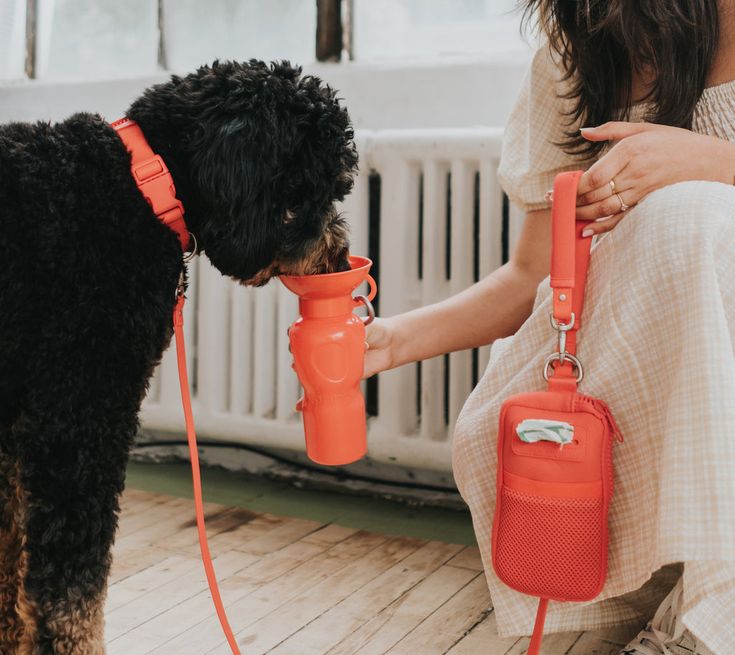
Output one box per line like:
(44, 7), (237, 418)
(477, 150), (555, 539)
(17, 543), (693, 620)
(609, 179), (616, 193)
(615, 192), (629, 212)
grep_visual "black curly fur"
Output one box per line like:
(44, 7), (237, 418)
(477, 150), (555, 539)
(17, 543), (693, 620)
(0, 59), (357, 653)
(129, 59), (357, 281)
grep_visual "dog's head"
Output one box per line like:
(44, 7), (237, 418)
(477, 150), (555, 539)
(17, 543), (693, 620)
(130, 60), (358, 284)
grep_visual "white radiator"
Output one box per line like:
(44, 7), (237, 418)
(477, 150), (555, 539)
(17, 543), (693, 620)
(140, 127), (521, 473)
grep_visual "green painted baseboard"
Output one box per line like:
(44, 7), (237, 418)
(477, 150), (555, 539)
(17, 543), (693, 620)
(125, 460), (477, 546)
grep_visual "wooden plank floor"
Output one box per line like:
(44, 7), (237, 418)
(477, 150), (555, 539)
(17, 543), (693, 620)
(107, 488), (642, 655)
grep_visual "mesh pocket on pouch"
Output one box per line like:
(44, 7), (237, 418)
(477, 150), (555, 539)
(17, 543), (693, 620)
(494, 486), (605, 601)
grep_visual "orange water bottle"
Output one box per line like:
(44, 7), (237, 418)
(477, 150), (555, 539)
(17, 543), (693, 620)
(279, 256), (377, 465)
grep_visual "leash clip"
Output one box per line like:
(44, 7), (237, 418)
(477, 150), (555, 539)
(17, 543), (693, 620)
(173, 271), (187, 327)
(549, 312), (575, 363)
(544, 312), (583, 383)
(176, 270), (187, 299)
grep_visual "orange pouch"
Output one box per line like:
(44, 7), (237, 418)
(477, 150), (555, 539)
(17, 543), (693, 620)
(490, 171), (622, 653)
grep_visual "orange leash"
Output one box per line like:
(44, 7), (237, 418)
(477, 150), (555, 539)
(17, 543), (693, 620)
(173, 292), (242, 655)
(112, 117), (239, 652)
(528, 598), (549, 655)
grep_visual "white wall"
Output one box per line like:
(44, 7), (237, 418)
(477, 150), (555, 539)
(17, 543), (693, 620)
(0, 55), (530, 129)
(353, 0), (526, 60)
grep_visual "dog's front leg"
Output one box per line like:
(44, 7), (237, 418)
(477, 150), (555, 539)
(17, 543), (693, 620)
(13, 411), (130, 655)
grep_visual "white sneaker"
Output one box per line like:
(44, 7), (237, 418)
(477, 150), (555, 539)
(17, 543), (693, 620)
(620, 577), (714, 655)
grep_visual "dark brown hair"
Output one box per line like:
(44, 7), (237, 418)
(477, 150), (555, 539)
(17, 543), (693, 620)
(522, 0), (720, 156)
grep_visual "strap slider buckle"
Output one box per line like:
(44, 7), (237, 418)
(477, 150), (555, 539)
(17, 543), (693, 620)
(132, 155), (182, 216)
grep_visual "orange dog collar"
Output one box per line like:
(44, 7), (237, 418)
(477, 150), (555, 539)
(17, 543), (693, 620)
(111, 117), (191, 252)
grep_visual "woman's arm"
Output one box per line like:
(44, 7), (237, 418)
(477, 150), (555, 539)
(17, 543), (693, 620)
(364, 208), (552, 377)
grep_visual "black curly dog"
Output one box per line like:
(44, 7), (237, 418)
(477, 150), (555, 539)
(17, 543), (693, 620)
(0, 60), (357, 654)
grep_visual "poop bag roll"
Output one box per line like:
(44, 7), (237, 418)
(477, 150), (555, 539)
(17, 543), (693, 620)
(515, 419), (574, 445)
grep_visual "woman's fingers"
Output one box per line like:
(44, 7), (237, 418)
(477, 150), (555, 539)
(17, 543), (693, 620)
(577, 164), (632, 206)
(577, 181), (615, 206)
(577, 143), (632, 197)
(580, 121), (651, 143)
(576, 187), (635, 220)
(365, 320), (387, 348)
(581, 212), (626, 237)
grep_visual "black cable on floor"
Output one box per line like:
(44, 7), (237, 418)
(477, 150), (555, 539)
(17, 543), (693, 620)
(133, 439), (460, 494)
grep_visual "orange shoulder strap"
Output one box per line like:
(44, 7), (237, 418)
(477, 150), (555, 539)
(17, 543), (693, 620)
(547, 170), (592, 392)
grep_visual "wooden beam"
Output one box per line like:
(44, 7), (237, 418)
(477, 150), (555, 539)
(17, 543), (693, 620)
(25, 0), (37, 79)
(343, 0), (354, 60)
(316, 0), (342, 62)
(157, 0), (168, 70)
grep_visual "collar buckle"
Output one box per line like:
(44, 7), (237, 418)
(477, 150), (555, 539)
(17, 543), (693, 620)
(114, 118), (192, 253)
(132, 155), (182, 215)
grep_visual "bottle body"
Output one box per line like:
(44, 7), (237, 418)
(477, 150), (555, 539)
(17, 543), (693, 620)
(289, 312), (367, 465)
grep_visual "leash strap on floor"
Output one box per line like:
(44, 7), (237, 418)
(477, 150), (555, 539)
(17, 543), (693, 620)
(528, 597), (549, 655)
(173, 293), (242, 655)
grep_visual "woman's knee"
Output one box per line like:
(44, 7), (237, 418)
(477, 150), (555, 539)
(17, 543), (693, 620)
(625, 181), (735, 256)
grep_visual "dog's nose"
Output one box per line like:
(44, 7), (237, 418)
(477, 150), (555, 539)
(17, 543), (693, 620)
(334, 255), (351, 273)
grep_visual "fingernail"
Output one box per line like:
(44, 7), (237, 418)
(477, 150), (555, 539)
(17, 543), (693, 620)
(580, 126), (594, 132)
(581, 228), (594, 237)
(594, 216), (612, 222)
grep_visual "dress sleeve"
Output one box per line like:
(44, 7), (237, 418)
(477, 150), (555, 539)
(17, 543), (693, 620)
(497, 43), (593, 213)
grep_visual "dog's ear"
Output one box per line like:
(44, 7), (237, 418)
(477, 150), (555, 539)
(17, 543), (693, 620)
(188, 115), (283, 282)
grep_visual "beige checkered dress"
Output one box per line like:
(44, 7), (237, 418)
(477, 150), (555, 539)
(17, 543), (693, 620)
(452, 44), (735, 655)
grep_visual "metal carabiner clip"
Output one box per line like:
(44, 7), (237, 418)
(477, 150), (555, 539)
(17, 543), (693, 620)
(549, 312), (575, 363)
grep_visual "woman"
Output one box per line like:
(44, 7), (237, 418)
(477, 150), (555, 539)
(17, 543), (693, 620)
(365, 2), (735, 653)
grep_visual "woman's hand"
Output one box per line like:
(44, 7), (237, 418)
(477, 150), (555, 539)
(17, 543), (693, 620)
(363, 317), (400, 379)
(574, 122), (735, 237)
